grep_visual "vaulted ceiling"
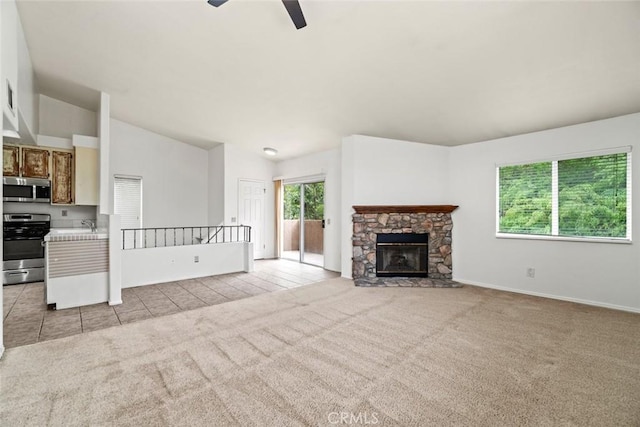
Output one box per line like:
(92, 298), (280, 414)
(16, 0), (640, 160)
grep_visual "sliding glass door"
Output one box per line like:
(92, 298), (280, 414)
(282, 181), (324, 266)
(302, 182), (324, 266)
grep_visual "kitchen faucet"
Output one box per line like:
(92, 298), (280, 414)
(81, 219), (97, 232)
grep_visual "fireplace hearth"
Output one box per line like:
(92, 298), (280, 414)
(352, 205), (461, 287)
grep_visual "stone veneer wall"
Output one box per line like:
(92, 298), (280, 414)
(352, 212), (453, 280)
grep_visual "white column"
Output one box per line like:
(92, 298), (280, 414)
(98, 92), (111, 214)
(244, 242), (255, 272)
(108, 214), (122, 305)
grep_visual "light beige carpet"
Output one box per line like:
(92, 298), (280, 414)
(1, 278), (639, 426)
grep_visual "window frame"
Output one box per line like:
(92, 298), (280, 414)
(496, 146), (632, 244)
(114, 175), (143, 230)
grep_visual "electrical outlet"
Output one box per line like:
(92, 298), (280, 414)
(194, 255), (199, 263)
(61, 210), (68, 217)
(526, 268), (535, 278)
(231, 217), (237, 223)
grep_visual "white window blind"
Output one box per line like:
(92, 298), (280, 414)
(497, 148), (631, 241)
(557, 153), (629, 238)
(498, 161), (552, 235)
(114, 176), (142, 229)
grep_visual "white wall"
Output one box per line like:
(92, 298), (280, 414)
(340, 135), (451, 277)
(98, 92), (110, 215)
(39, 95), (96, 138)
(450, 113), (640, 312)
(207, 144), (224, 226)
(121, 242), (248, 288)
(1, 0), (18, 133)
(275, 148), (342, 272)
(109, 119), (208, 228)
(345, 135), (451, 205)
(223, 144), (276, 258)
(16, 9), (37, 143)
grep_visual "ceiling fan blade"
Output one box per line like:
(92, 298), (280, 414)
(207, 0), (229, 7)
(282, 0), (307, 29)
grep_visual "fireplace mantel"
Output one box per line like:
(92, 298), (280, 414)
(353, 205), (459, 214)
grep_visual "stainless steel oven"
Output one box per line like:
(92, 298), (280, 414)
(3, 214), (51, 285)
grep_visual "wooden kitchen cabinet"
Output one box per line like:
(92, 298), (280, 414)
(74, 146), (99, 205)
(3, 145), (20, 176)
(21, 147), (50, 178)
(51, 150), (73, 204)
(4, 145), (50, 178)
(3, 140), (97, 206)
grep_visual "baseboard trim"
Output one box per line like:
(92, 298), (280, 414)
(108, 300), (123, 306)
(454, 277), (640, 314)
(0, 345), (5, 359)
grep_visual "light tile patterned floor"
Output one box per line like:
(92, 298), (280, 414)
(3, 259), (339, 349)
(281, 250), (324, 267)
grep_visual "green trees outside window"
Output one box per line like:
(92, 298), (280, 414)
(284, 182), (324, 220)
(499, 162), (551, 234)
(498, 152), (629, 239)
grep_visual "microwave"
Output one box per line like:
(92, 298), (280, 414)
(3, 177), (51, 203)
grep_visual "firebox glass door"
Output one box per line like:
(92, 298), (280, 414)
(282, 181), (324, 267)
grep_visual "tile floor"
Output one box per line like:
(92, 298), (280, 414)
(3, 259), (339, 349)
(281, 250), (324, 268)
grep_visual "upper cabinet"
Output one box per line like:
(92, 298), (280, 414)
(21, 146), (50, 178)
(74, 146), (99, 206)
(3, 144), (50, 178)
(51, 150), (73, 204)
(3, 145), (20, 176)
(2, 137), (99, 206)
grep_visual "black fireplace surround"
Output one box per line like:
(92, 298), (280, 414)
(376, 233), (429, 278)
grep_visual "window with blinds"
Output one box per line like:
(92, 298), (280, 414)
(114, 176), (142, 229)
(498, 161), (552, 235)
(497, 148), (631, 241)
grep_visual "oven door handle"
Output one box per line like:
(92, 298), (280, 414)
(7, 271), (28, 276)
(3, 237), (45, 240)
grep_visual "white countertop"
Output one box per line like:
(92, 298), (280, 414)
(45, 228), (109, 241)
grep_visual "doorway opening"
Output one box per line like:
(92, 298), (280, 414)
(282, 181), (324, 267)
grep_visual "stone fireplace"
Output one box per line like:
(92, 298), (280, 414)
(352, 205), (460, 287)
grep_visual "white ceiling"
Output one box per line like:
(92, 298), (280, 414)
(16, 0), (640, 160)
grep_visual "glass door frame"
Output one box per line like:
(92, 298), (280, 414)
(281, 177), (325, 267)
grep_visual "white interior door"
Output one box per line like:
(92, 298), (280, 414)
(238, 180), (265, 259)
